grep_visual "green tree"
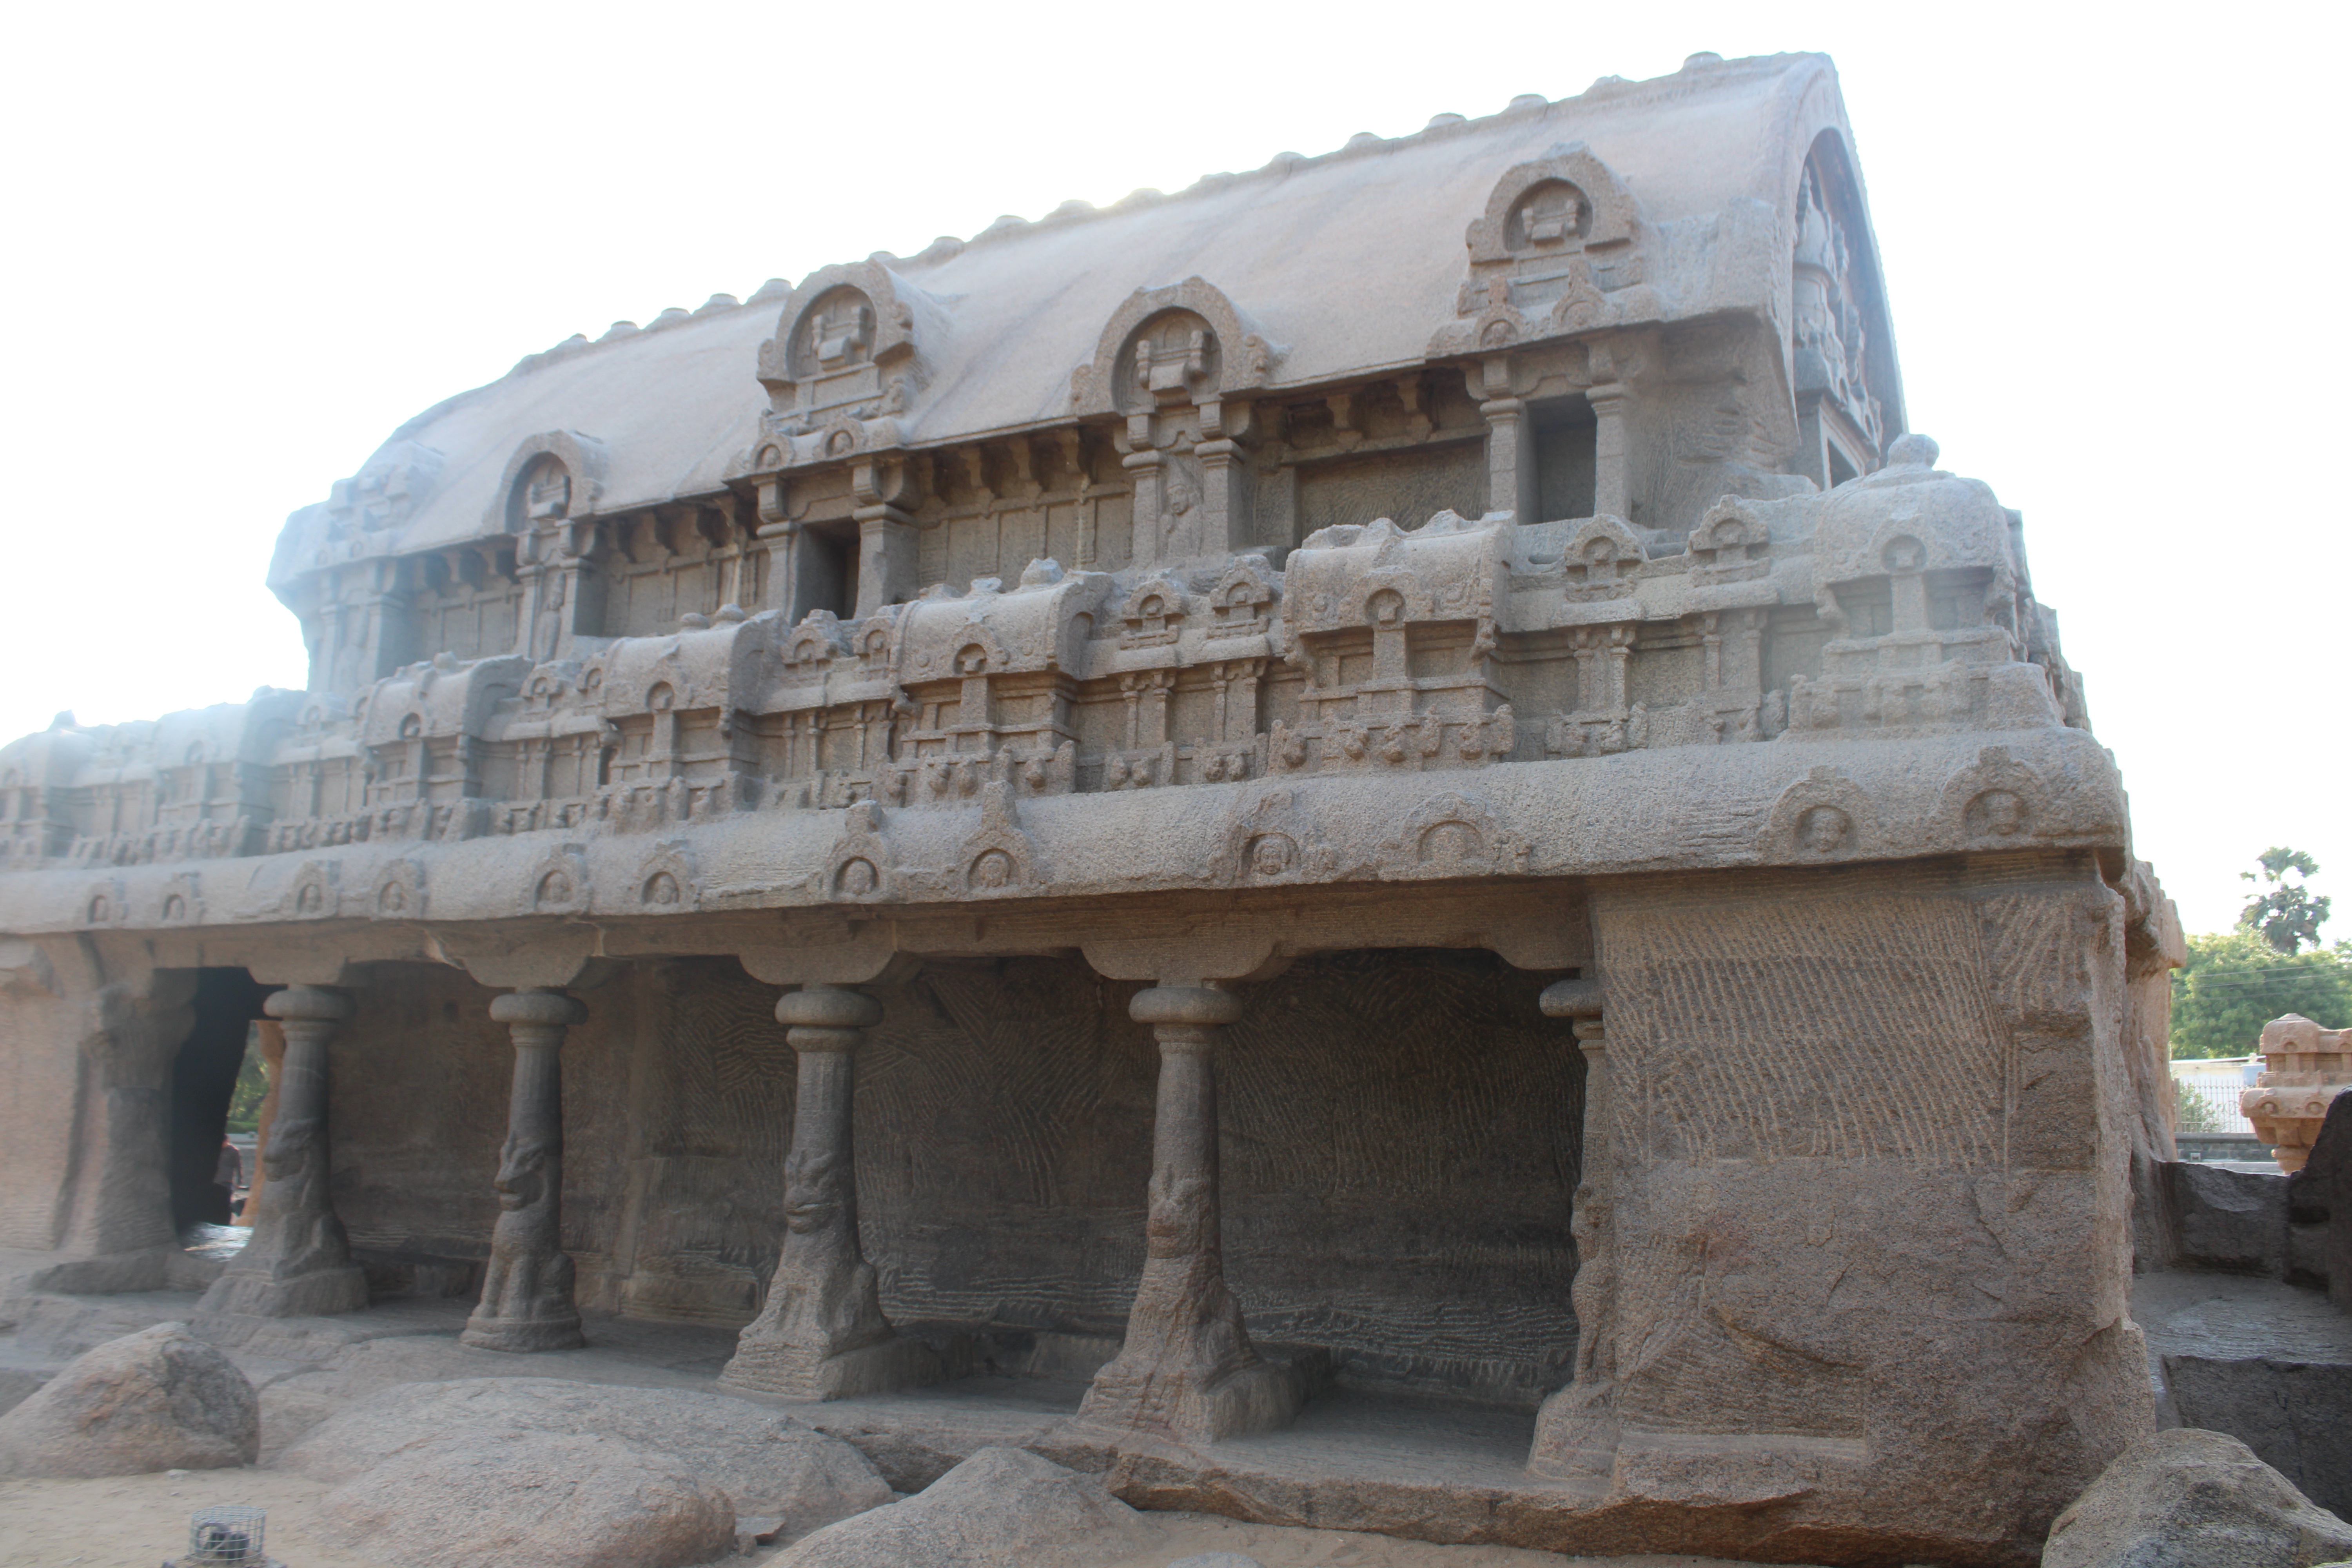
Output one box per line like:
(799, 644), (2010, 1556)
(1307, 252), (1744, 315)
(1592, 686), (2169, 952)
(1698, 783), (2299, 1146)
(2171, 1082), (2228, 1134)
(2170, 929), (2352, 1059)
(223, 1038), (268, 1135)
(2241, 846), (2331, 955)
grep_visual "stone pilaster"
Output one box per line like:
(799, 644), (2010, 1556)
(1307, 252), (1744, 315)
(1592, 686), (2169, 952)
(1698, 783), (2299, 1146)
(1481, 397), (1537, 523)
(721, 984), (939, 1398)
(198, 985), (368, 1318)
(1528, 975), (1614, 1480)
(461, 987), (588, 1352)
(1080, 984), (1302, 1446)
(852, 505), (915, 619)
(1587, 381), (1635, 520)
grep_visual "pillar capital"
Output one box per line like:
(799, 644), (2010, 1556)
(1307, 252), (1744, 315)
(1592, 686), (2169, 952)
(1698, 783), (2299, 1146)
(263, 984), (352, 1025)
(1131, 985), (1244, 1030)
(1539, 976), (1602, 1020)
(777, 983), (883, 1033)
(488, 987), (588, 1031)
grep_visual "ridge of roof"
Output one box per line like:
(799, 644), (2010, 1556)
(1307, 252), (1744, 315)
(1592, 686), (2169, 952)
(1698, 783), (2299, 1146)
(384, 47), (1826, 448)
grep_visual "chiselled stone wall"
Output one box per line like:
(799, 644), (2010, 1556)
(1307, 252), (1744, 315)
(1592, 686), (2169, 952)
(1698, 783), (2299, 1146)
(324, 950), (1582, 1406)
(1557, 851), (2148, 1542)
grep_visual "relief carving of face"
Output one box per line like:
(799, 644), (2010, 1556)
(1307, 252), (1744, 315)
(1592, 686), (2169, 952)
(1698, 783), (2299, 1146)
(1144, 1169), (1213, 1258)
(837, 858), (878, 897)
(971, 849), (1013, 889)
(1250, 835), (1293, 877)
(783, 1147), (848, 1234)
(1798, 806), (1851, 855)
(493, 1134), (548, 1211)
(1977, 790), (2024, 837)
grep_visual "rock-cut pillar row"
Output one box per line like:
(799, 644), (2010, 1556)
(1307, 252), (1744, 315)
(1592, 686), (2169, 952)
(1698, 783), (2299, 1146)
(461, 987), (589, 1352)
(198, 985), (368, 1319)
(720, 983), (941, 1399)
(1079, 984), (1303, 1446)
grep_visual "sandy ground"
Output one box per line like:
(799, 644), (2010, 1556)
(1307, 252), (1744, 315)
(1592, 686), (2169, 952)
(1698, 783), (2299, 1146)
(0, 1467), (1767, 1568)
(0, 1470), (374, 1568)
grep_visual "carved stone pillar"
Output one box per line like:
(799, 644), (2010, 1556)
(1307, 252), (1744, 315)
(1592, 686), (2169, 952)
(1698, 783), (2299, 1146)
(461, 988), (588, 1352)
(1530, 977), (1615, 1480)
(199, 985), (368, 1319)
(1587, 381), (1635, 520)
(722, 984), (939, 1398)
(852, 505), (915, 619)
(1481, 395), (1538, 521)
(1080, 984), (1302, 1445)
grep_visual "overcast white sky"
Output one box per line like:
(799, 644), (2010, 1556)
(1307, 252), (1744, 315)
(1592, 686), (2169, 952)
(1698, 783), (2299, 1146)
(1, 2), (2342, 937)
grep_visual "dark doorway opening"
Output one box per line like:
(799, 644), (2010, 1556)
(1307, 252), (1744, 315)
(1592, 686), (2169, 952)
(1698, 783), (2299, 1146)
(168, 968), (272, 1229)
(796, 522), (861, 620)
(1532, 396), (1599, 522)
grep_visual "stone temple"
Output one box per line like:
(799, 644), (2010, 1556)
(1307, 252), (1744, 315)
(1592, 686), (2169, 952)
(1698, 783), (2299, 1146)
(0, 51), (2200, 1565)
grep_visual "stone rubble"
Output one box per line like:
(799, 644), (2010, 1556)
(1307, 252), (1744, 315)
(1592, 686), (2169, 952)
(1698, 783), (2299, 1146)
(285, 1375), (892, 1537)
(2041, 1427), (2352, 1568)
(315, 1427), (735, 1568)
(0, 1322), (257, 1477)
(773, 1445), (1151, 1568)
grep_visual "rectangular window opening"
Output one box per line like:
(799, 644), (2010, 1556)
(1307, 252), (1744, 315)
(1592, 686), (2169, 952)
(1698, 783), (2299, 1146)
(1531, 397), (1598, 523)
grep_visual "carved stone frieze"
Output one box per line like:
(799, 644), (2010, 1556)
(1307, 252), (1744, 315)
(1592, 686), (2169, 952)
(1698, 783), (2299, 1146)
(1933, 745), (2051, 851)
(1429, 144), (1669, 357)
(524, 846), (591, 916)
(370, 858), (426, 920)
(822, 801), (895, 904)
(1761, 766), (1878, 862)
(633, 840), (700, 911)
(1379, 791), (1530, 879)
(1208, 788), (1338, 886)
(282, 861), (341, 920)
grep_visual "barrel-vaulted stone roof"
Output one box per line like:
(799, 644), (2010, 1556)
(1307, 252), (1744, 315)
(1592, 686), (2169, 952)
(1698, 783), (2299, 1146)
(273, 51), (1896, 583)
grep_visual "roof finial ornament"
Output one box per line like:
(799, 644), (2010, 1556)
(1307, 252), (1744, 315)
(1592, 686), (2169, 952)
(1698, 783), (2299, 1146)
(1886, 433), (1940, 469)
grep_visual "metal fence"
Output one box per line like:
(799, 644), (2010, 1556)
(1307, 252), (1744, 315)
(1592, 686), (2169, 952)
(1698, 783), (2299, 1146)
(2171, 1056), (2259, 1135)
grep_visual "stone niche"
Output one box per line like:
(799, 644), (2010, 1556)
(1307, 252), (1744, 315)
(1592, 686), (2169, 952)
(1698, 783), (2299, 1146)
(326, 951), (1584, 1406)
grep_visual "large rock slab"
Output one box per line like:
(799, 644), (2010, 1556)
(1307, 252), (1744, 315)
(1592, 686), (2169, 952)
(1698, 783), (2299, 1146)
(2290, 1088), (2352, 1308)
(776, 1445), (1150, 1567)
(2167, 1161), (2289, 1275)
(2167, 1356), (2352, 1522)
(318, 1429), (735, 1568)
(285, 1375), (890, 1535)
(2043, 1426), (2352, 1567)
(0, 1322), (257, 1476)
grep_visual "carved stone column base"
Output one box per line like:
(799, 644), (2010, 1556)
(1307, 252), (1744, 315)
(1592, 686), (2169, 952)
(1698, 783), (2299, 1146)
(1079, 1353), (1304, 1447)
(199, 1263), (369, 1320)
(1526, 1388), (1621, 1482)
(459, 1307), (586, 1354)
(719, 1331), (941, 1400)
